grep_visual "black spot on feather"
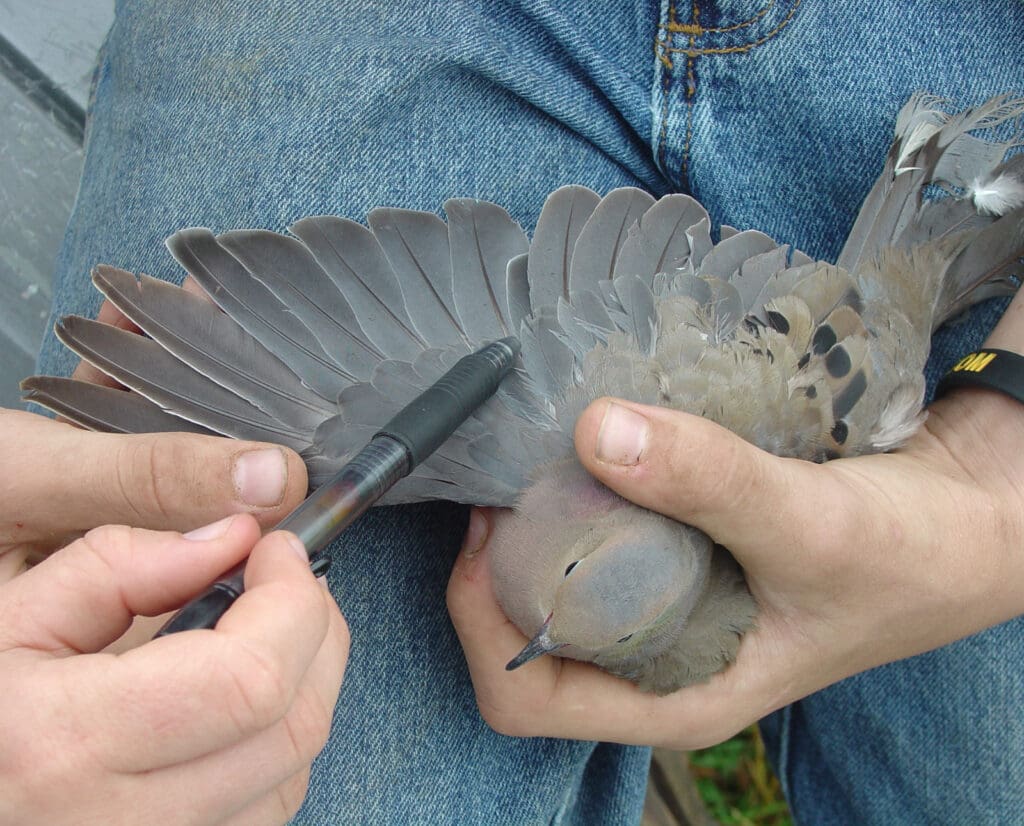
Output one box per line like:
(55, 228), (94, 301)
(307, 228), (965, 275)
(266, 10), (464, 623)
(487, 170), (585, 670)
(843, 288), (864, 315)
(825, 345), (852, 378)
(831, 420), (849, 445)
(812, 325), (837, 354)
(832, 369), (868, 419)
(766, 310), (790, 334)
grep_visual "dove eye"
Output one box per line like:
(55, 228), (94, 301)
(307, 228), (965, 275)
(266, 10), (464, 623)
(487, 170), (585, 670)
(563, 561), (580, 578)
(617, 633), (633, 643)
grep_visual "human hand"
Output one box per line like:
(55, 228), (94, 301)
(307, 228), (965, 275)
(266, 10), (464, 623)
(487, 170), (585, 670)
(4, 308), (309, 580)
(0, 406), (307, 577)
(447, 382), (1024, 749)
(0, 514), (348, 825)
(4, 276), (308, 580)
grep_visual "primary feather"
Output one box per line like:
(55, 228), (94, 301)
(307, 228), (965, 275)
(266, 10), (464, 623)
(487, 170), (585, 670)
(26, 94), (1024, 693)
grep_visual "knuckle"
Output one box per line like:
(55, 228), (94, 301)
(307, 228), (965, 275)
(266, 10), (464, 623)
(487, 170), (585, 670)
(661, 421), (756, 515)
(444, 580), (470, 626)
(327, 607), (351, 659)
(276, 770), (312, 823)
(70, 525), (134, 583)
(80, 522), (132, 554)
(224, 642), (293, 733)
(116, 437), (199, 524)
(283, 690), (334, 767)
(144, 438), (200, 521)
(111, 440), (162, 522)
(478, 709), (518, 737)
(476, 701), (517, 735)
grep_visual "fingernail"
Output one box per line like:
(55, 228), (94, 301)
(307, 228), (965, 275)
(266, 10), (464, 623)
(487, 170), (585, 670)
(184, 515), (235, 541)
(233, 448), (288, 508)
(462, 509), (490, 560)
(281, 532), (308, 561)
(595, 402), (649, 465)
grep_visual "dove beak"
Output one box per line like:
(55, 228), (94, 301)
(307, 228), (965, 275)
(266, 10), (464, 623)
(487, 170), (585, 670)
(505, 616), (565, 670)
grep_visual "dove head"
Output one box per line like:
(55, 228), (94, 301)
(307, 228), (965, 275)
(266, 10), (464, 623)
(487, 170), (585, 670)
(490, 457), (727, 692)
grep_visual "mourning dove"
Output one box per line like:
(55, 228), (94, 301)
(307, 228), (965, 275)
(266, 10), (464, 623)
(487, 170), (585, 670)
(25, 93), (1024, 694)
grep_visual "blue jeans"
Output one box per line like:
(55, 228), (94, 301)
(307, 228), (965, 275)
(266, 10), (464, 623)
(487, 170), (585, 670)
(39, 1), (1024, 823)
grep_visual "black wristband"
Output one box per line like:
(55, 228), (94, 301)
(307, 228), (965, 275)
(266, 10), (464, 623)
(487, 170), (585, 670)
(935, 349), (1024, 406)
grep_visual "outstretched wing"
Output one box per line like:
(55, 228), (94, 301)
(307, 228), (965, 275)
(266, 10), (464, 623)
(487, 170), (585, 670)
(29, 201), (554, 504)
(29, 95), (1024, 505)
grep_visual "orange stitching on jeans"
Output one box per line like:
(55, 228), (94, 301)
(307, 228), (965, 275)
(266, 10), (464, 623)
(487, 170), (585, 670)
(663, 0), (801, 56)
(703, 1), (775, 33)
(660, 1), (775, 34)
(660, 0), (801, 186)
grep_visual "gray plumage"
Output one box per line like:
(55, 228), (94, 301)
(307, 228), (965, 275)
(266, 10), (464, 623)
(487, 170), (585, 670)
(26, 94), (1024, 694)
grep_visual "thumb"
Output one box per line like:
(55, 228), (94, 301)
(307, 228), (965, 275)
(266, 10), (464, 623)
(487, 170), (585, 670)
(573, 398), (838, 564)
(3, 410), (308, 547)
(0, 514), (261, 654)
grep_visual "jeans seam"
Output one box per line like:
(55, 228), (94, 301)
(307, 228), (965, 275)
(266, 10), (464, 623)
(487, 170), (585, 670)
(653, 0), (699, 189)
(655, 1), (673, 178)
(654, 0), (802, 187)
(661, 0), (776, 35)
(663, 0), (801, 57)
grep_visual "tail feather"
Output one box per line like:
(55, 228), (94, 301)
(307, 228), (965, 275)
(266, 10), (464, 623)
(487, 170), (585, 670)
(839, 93), (1024, 273)
(839, 93), (1024, 331)
(939, 205), (1024, 321)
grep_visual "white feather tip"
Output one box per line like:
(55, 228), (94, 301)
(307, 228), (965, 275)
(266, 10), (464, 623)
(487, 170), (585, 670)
(970, 172), (1024, 217)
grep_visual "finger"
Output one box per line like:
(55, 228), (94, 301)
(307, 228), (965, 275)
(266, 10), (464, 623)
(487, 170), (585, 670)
(218, 769), (313, 826)
(89, 531), (344, 771)
(572, 398), (846, 564)
(447, 508), (563, 722)
(141, 595), (344, 819)
(0, 514), (261, 653)
(69, 298), (141, 389)
(1, 410), (307, 545)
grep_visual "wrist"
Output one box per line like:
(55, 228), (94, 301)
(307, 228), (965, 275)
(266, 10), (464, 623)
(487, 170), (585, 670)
(924, 386), (1024, 627)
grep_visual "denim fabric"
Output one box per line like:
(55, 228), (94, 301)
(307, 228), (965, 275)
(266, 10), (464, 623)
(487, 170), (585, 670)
(38, 1), (1023, 823)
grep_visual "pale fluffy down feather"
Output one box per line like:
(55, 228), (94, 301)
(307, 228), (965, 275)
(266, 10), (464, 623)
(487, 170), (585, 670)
(971, 172), (1024, 216)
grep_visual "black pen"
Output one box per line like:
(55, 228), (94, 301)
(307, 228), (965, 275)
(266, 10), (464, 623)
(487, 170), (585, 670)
(155, 336), (520, 636)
